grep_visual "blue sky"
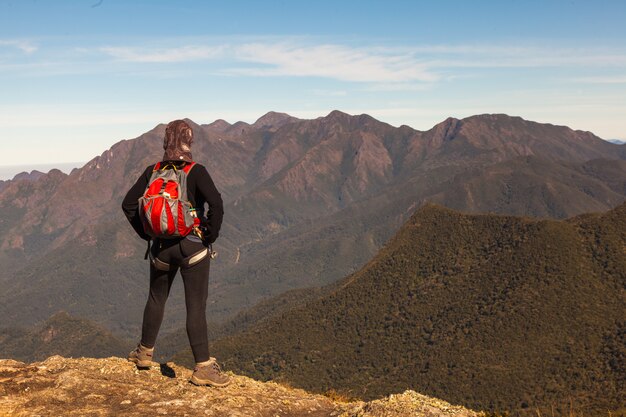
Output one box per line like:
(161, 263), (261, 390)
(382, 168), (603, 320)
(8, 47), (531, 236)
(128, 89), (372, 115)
(1, 0), (626, 178)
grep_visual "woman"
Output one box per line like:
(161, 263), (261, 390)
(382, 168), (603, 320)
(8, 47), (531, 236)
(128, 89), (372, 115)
(121, 119), (229, 387)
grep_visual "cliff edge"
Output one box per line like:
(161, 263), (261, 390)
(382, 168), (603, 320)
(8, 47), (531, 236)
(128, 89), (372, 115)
(0, 356), (481, 417)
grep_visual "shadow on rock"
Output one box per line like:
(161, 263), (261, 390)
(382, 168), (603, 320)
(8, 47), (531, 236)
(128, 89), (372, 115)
(159, 362), (176, 378)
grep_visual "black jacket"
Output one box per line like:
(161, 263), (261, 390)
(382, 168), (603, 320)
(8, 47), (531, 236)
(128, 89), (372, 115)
(122, 161), (224, 244)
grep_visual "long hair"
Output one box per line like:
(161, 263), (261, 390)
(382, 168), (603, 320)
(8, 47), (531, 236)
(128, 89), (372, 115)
(163, 120), (194, 162)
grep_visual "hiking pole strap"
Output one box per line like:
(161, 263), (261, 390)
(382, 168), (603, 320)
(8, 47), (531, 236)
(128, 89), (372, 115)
(144, 240), (151, 260)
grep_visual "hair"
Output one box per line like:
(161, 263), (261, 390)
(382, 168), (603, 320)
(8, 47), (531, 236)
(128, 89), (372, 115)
(162, 120), (194, 162)
(164, 120), (193, 147)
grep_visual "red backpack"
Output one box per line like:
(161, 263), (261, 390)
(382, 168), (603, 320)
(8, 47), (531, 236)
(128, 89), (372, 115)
(139, 161), (200, 238)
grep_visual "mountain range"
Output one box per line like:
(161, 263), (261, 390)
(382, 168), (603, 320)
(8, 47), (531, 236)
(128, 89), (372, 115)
(0, 110), (624, 341)
(608, 139), (626, 145)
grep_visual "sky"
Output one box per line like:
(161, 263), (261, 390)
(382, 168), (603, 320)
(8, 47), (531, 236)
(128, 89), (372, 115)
(1, 0), (626, 179)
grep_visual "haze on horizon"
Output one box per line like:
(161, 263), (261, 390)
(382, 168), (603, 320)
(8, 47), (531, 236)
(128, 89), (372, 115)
(1, 0), (626, 178)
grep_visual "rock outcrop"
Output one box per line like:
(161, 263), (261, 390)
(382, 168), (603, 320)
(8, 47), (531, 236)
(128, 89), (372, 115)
(0, 355), (481, 417)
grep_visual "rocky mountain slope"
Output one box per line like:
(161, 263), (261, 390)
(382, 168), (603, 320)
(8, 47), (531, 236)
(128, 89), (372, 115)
(0, 355), (482, 417)
(0, 111), (624, 339)
(202, 203), (626, 416)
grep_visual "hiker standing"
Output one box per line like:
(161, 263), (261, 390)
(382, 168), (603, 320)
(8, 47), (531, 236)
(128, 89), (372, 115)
(121, 119), (229, 387)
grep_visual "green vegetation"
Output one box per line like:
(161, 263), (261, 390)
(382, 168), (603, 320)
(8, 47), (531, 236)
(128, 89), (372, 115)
(203, 203), (625, 417)
(0, 311), (132, 362)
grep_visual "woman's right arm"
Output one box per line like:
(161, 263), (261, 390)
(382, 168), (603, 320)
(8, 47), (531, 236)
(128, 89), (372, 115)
(122, 166), (152, 241)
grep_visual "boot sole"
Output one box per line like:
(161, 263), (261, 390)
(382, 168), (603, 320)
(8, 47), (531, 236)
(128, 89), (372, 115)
(128, 357), (157, 368)
(190, 375), (231, 387)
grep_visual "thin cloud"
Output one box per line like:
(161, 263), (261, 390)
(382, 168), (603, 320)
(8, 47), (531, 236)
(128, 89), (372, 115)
(423, 48), (626, 68)
(426, 55), (626, 68)
(231, 43), (439, 83)
(0, 104), (207, 128)
(101, 45), (225, 63)
(96, 41), (626, 82)
(362, 82), (433, 92)
(0, 39), (38, 54)
(570, 75), (626, 84)
(6, 38), (626, 87)
(97, 41), (441, 84)
(372, 44), (626, 68)
(311, 89), (348, 97)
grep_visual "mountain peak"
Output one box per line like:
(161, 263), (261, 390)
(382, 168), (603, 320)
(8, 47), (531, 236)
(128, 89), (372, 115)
(0, 356), (481, 417)
(12, 170), (46, 182)
(319, 110), (390, 127)
(325, 109), (351, 120)
(252, 111), (299, 130)
(205, 119), (232, 132)
(426, 116), (463, 143)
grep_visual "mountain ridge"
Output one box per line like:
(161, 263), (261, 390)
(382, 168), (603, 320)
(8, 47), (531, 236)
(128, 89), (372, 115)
(0, 110), (624, 338)
(0, 310), (132, 363)
(252, 110), (300, 130)
(202, 202), (626, 416)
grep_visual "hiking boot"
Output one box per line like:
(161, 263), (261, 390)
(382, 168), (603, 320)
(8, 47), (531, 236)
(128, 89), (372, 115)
(190, 357), (231, 387)
(128, 343), (156, 368)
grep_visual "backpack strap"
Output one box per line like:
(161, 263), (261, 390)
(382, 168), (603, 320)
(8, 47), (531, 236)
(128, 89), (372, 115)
(144, 240), (151, 260)
(153, 161), (193, 172)
(182, 161), (196, 174)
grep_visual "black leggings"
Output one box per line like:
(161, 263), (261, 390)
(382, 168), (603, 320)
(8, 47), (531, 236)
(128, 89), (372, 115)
(140, 237), (211, 363)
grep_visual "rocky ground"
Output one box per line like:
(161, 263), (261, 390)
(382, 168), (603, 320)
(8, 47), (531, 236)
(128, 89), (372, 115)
(0, 355), (482, 417)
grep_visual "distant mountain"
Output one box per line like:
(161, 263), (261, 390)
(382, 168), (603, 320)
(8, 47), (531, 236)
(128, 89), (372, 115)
(251, 111), (300, 131)
(0, 111), (624, 340)
(207, 203), (626, 416)
(0, 311), (132, 362)
(608, 139), (626, 145)
(426, 156), (626, 218)
(0, 169), (48, 192)
(12, 170), (46, 182)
